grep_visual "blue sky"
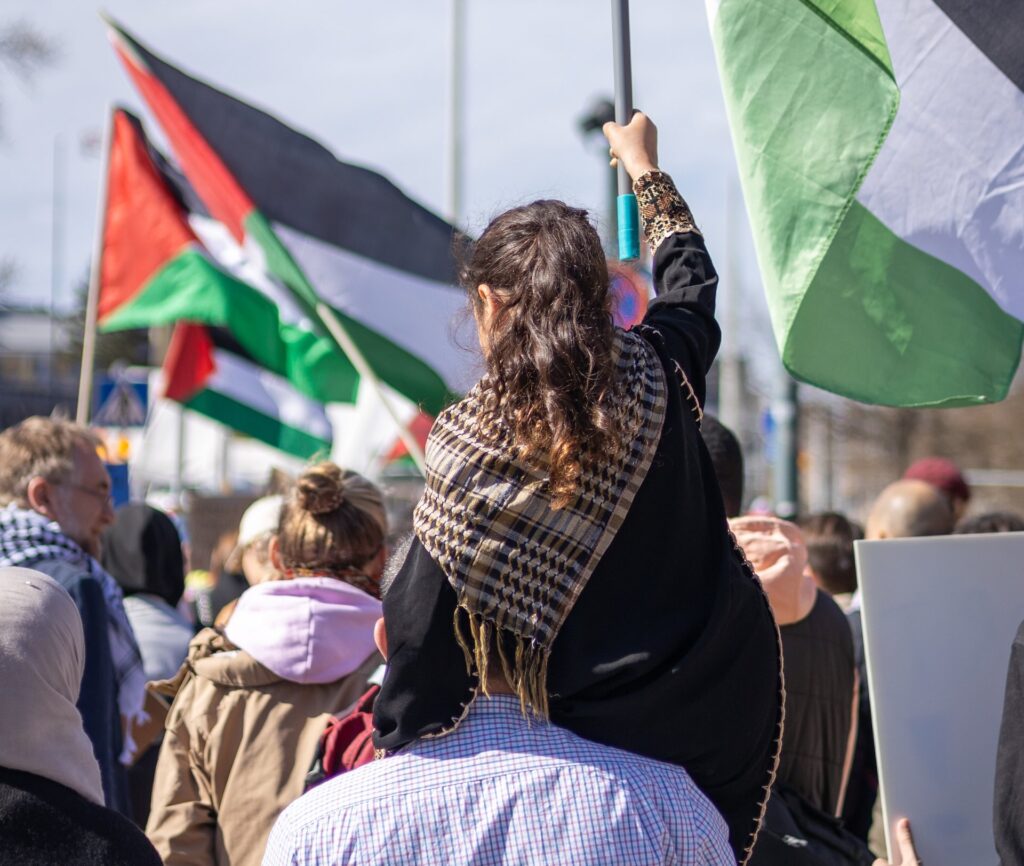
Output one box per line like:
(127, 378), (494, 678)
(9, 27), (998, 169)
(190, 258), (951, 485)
(0, 0), (773, 373)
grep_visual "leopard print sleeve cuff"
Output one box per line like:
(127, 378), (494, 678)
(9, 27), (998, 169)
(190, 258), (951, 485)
(633, 170), (700, 251)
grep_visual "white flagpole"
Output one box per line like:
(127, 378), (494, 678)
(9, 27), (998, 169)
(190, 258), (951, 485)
(313, 302), (427, 475)
(446, 0), (465, 226)
(76, 106), (116, 425)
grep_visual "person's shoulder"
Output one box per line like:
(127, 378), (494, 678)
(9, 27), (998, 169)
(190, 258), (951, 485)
(31, 560), (107, 624)
(272, 757), (399, 839)
(810, 589), (855, 643)
(30, 557), (94, 591)
(548, 723), (711, 801)
(545, 730), (731, 850)
(0, 768), (161, 866)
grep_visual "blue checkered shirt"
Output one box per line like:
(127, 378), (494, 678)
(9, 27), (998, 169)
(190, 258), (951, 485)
(263, 694), (735, 865)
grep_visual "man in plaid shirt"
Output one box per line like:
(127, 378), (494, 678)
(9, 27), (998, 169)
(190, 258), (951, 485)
(263, 612), (735, 866)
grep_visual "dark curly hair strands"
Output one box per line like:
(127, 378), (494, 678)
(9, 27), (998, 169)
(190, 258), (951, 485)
(463, 200), (623, 508)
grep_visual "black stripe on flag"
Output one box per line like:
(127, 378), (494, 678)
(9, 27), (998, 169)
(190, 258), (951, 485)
(119, 108), (212, 220)
(932, 0), (1024, 92)
(207, 326), (254, 360)
(119, 26), (461, 286)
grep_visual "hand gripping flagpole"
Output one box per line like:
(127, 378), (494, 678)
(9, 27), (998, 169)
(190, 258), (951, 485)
(611, 0), (639, 262)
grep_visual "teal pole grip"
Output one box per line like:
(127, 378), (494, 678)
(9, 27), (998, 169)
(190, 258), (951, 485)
(617, 193), (640, 261)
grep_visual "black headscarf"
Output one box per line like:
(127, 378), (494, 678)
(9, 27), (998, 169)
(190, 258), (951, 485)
(102, 504), (185, 608)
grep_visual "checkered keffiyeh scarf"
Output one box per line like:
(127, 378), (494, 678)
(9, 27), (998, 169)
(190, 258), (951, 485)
(414, 329), (666, 716)
(0, 504), (147, 760)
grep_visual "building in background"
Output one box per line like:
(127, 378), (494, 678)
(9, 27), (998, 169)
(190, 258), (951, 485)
(0, 306), (78, 426)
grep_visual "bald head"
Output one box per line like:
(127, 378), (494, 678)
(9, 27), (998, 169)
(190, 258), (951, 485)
(866, 479), (955, 540)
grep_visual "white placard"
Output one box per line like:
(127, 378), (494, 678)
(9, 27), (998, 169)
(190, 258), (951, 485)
(857, 533), (1024, 865)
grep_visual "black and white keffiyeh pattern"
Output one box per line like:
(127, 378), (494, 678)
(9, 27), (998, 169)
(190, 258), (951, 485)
(414, 329), (667, 716)
(0, 504), (147, 759)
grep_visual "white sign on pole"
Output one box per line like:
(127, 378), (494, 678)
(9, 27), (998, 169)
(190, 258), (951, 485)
(857, 532), (1024, 865)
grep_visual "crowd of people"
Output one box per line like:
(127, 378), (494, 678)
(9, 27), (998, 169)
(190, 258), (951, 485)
(0, 112), (1017, 866)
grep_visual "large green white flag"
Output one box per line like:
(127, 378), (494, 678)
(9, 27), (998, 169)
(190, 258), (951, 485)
(708, 0), (1024, 406)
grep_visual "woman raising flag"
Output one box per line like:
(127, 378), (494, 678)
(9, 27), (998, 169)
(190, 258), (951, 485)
(373, 112), (783, 864)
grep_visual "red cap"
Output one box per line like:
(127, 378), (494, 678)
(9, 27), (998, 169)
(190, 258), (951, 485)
(903, 457), (970, 503)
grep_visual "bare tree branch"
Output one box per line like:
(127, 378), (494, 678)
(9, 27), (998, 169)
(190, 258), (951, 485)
(0, 21), (58, 79)
(0, 21), (58, 138)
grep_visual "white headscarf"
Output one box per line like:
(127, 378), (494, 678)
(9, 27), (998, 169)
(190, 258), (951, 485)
(0, 566), (105, 804)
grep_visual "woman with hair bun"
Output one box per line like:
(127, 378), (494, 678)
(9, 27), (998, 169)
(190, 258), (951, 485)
(146, 463), (385, 866)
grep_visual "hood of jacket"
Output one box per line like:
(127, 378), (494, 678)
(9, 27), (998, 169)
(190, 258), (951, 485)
(217, 576), (381, 685)
(729, 515), (816, 626)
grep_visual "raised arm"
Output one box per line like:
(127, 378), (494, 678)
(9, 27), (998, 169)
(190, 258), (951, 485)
(604, 114), (721, 406)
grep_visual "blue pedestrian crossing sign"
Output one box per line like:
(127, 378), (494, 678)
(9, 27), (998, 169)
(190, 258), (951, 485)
(94, 377), (148, 428)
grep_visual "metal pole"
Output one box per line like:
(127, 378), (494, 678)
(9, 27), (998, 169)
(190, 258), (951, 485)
(50, 134), (64, 402)
(76, 108), (115, 425)
(772, 369), (799, 519)
(718, 175), (744, 436)
(445, 0), (465, 226)
(610, 0), (639, 261)
(175, 406), (187, 496)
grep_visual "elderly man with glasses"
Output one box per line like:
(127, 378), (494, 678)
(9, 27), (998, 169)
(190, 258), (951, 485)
(0, 417), (145, 817)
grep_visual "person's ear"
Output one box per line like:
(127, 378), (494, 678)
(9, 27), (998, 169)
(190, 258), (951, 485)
(26, 477), (57, 520)
(477, 284), (502, 321)
(373, 617), (388, 660)
(268, 534), (284, 573)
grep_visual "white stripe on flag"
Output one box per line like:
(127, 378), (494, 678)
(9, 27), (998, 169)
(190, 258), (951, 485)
(857, 0), (1024, 320)
(188, 214), (315, 330)
(208, 349), (333, 441)
(274, 222), (480, 394)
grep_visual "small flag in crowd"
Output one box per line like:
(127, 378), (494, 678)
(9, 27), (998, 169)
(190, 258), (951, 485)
(708, 0), (1024, 407)
(107, 20), (473, 418)
(163, 323), (333, 458)
(98, 109), (335, 457)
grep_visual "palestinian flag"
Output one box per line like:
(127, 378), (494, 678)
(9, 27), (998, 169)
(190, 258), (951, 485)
(107, 20), (471, 416)
(99, 108), (334, 457)
(163, 323), (332, 458)
(708, 0), (1024, 407)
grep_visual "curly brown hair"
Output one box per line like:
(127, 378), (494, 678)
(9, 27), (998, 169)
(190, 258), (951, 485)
(463, 200), (622, 508)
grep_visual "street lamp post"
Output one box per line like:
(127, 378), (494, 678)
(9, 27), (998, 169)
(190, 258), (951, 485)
(577, 97), (617, 254)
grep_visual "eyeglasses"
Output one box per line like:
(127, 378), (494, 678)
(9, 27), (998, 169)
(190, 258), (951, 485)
(60, 482), (114, 508)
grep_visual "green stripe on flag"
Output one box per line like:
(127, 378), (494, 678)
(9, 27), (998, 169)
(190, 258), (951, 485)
(99, 247), (359, 404)
(713, 0), (899, 342)
(186, 388), (330, 459)
(785, 201), (1024, 407)
(801, 0), (893, 75)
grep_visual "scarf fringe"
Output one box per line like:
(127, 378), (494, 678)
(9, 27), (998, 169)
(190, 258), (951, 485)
(454, 606), (551, 720)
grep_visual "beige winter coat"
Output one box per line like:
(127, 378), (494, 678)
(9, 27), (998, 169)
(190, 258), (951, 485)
(146, 628), (380, 866)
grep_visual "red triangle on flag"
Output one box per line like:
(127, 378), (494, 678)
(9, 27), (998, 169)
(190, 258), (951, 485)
(163, 323), (216, 402)
(99, 109), (198, 324)
(385, 412), (434, 462)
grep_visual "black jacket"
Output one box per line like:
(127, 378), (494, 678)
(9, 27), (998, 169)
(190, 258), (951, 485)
(373, 230), (783, 863)
(0, 767), (161, 866)
(31, 559), (131, 815)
